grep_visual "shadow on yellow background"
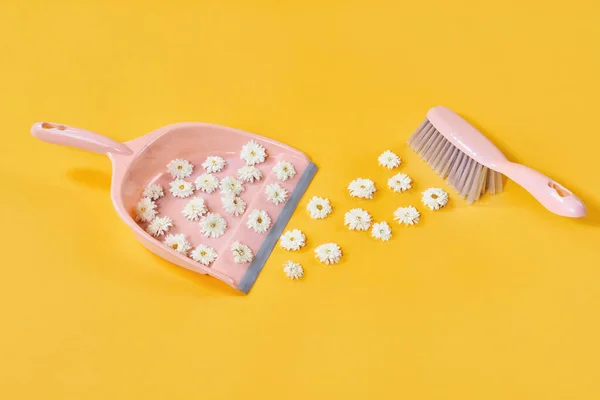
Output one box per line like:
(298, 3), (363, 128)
(1, 1), (599, 399)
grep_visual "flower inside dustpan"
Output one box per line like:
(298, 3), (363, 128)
(31, 121), (317, 293)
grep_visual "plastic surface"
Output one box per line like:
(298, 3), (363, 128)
(31, 122), (132, 155)
(31, 121), (314, 291)
(426, 106), (586, 218)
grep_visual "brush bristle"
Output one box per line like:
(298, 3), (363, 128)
(408, 119), (503, 203)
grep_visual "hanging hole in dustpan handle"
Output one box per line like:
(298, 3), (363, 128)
(31, 122), (132, 155)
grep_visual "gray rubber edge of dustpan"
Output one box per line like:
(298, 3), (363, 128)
(237, 161), (318, 294)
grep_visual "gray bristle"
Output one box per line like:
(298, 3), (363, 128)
(408, 119), (503, 204)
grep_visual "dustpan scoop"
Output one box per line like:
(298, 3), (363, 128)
(31, 121), (317, 293)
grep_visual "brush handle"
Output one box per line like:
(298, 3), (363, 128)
(499, 162), (586, 218)
(31, 122), (132, 155)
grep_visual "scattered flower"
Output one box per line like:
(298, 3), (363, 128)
(142, 184), (164, 201)
(169, 179), (195, 198)
(231, 241), (254, 264)
(378, 150), (401, 169)
(247, 209), (271, 233)
(240, 140), (267, 165)
(146, 216), (173, 237)
(195, 173), (219, 193)
(167, 159), (194, 179)
(202, 156), (226, 173)
(371, 221), (392, 241)
(182, 197), (208, 221)
(221, 195), (246, 216)
(163, 233), (192, 255)
(314, 243), (342, 265)
(348, 178), (377, 199)
(220, 176), (244, 197)
(307, 196), (332, 219)
(422, 187), (449, 210)
(393, 206), (420, 226)
(200, 212), (227, 238)
(237, 165), (262, 183)
(272, 161), (296, 181)
(388, 173), (412, 193)
(279, 229), (306, 251)
(135, 197), (157, 222)
(265, 183), (288, 205)
(283, 261), (304, 280)
(190, 244), (218, 266)
(344, 208), (372, 231)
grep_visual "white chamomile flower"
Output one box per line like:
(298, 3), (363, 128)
(422, 187), (449, 210)
(231, 241), (254, 264)
(283, 261), (304, 280)
(221, 195), (246, 217)
(314, 243), (342, 265)
(393, 206), (420, 226)
(388, 172), (412, 193)
(202, 156), (226, 173)
(167, 159), (194, 179)
(163, 233), (192, 255)
(142, 184), (164, 201)
(220, 176), (244, 197)
(146, 216), (173, 237)
(247, 209), (271, 233)
(348, 178), (377, 199)
(135, 197), (157, 222)
(371, 221), (392, 241)
(240, 140), (267, 166)
(344, 208), (372, 231)
(190, 244), (218, 266)
(199, 212), (227, 239)
(265, 183), (288, 205)
(279, 229), (306, 251)
(272, 161), (296, 181)
(237, 165), (262, 183)
(181, 197), (208, 221)
(169, 179), (194, 198)
(307, 196), (332, 219)
(195, 173), (219, 193)
(378, 150), (401, 169)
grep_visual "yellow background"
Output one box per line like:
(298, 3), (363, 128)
(1, 1), (599, 399)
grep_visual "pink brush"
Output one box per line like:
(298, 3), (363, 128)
(31, 122), (317, 293)
(408, 106), (586, 217)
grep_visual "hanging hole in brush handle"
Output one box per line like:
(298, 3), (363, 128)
(31, 122), (132, 155)
(499, 162), (586, 218)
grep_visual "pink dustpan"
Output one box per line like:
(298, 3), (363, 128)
(31, 122), (317, 293)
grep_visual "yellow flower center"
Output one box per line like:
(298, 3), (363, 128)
(200, 251), (206, 256)
(179, 185), (185, 190)
(172, 244), (178, 250)
(141, 207), (146, 212)
(257, 217), (262, 223)
(316, 204), (323, 210)
(250, 151), (255, 156)
(210, 223), (216, 228)
(177, 165), (183, 170)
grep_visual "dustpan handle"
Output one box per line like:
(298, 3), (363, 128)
(31, 122), (132, 155)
